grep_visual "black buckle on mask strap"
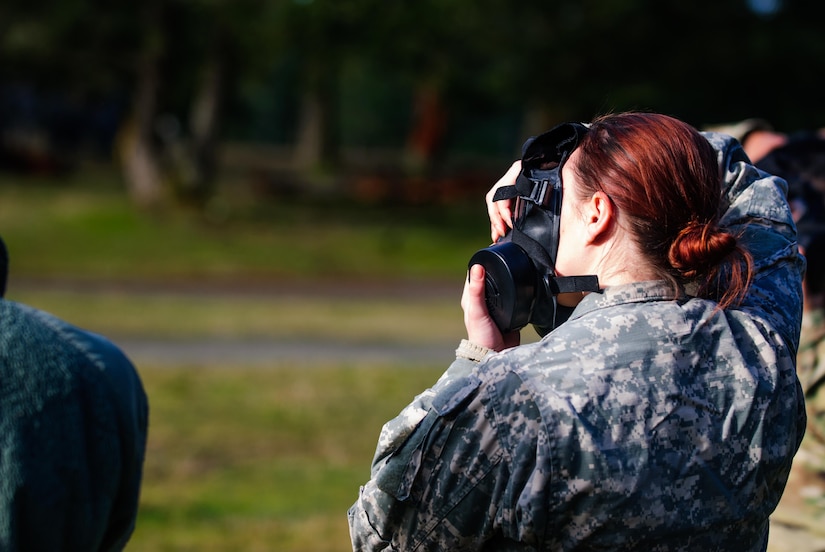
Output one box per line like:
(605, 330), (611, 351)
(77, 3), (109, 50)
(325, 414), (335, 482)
(491, 173), (535, 202)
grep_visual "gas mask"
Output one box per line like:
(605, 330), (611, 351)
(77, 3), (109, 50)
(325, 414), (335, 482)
(468, 122), (600, 337)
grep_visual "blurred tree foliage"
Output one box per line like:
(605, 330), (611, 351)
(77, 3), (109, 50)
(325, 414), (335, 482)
(1, 0), (823, 209)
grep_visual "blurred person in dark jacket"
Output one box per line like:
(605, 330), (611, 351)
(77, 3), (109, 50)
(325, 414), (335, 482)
(0, 235), (148, 551)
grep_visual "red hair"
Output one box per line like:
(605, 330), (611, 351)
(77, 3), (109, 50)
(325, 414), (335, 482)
(572, 112), (752, 309)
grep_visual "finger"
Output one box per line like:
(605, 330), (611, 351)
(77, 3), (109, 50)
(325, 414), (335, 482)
(489, 201), (514, 242)
(469, 263), (485, 296)
(462, 264), (485, 316)
(500, 200), (513, 228)
(487, 162), (520, 241)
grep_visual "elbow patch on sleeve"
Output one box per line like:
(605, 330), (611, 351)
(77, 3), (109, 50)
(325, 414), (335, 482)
(375, 375), (481, 501)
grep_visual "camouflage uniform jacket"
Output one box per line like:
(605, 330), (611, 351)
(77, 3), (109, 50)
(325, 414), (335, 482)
(348, 133), (807, 551)
(770, 307), (825, 535)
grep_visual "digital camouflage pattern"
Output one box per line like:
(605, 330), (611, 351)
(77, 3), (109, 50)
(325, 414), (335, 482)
(348, 133), (807, 551)
(768, 308), (825, 552)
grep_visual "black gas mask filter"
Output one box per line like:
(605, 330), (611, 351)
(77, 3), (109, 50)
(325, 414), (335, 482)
(468, 122), (600, 336)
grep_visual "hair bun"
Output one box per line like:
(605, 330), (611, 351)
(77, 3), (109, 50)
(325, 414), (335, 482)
(668, 221), (737, 279)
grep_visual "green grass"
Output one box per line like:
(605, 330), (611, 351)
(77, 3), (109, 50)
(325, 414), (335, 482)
(0, 170), (503, 550)
(0, 168), (489, 284)
(129, 363), (444, 552)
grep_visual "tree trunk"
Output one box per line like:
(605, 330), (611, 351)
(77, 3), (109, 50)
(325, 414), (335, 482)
(294, 61), (339, 172)
(118, 8), (165, 210)
(182, 44), (227, 207)
(119, 60), (163, 209)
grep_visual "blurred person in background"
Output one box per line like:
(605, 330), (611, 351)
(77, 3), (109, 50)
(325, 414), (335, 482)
(349, 112), (805, 551)
(0, 235), (148, 551)
(706, 118), (789, 164)
(769, 225), (825, 551)
(735, 121), (825, 552)
(706, 117), (825, 184)
(711, 116), (825, 551)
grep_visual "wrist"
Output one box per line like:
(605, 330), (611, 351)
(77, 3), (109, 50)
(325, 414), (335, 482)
(456, 339), (492, 362)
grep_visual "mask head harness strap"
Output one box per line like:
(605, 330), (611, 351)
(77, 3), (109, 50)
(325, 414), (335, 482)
(491, 122), (600, 295)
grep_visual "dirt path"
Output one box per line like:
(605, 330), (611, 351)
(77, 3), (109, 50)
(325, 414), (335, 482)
(117, 336), (455, 367)
(13, 276), (464, 367)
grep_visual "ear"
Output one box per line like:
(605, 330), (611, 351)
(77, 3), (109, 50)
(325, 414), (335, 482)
(583, 191), (614, 244)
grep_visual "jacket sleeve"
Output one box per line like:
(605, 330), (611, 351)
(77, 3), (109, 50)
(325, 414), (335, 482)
(703, 131), (805, 353)
(348, 354), (511, 551)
